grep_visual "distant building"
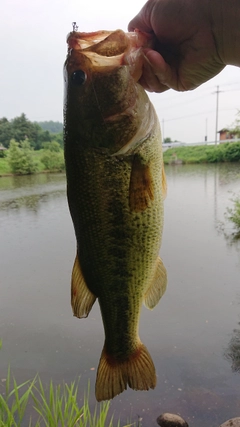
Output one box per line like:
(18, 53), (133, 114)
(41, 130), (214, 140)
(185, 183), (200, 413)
(217, 128), (236, 141)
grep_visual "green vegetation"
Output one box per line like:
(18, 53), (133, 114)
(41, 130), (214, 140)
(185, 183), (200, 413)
(0, 148), (7, 158)
(0, 114), (65, 175)
(40, 143), (65, 172)
(36, 121), (63, 134)
(0, 368), (134, 427)
(0, 156), (11, 175)
(0, 140), (65, 176)
(163, 141), (240, 164)
(8, 140), (39, 175)
(0, 114), (63, 150)
(226, 197), (240, 237)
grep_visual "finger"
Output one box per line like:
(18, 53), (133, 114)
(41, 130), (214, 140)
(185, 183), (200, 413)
(139, 73), (170, 93)
(139, 59), (170, 93)
(143, 50), (179, 91)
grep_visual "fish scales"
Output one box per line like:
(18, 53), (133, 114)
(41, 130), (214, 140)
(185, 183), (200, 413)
(64, 28), (167, 401)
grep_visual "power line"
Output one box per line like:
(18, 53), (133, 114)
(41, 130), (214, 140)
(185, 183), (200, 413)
(155, 80), (240, 103)
(152, 89), (240, 112)
(160, 106), (237, 123)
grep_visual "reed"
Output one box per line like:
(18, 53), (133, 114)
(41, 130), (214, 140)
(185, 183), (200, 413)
(0, 368), (136, 427)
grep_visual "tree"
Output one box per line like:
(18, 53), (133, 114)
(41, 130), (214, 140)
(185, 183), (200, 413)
(0, 114), (64, 150)
(8, 139), (39, 174)
(163, 137), (172, 143)
(42, 141), (61, 152)
(36, 121), (63, 133)
(0, 118), (13, 148)
(53, 132), (63, 147)
(11, 114), (41, 147)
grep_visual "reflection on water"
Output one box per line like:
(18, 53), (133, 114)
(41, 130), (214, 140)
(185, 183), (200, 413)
(0, 166), (240, 427)
(0, 192), (65, 213)
(225, 321), (240, 373)
(0, 173), (66, 214)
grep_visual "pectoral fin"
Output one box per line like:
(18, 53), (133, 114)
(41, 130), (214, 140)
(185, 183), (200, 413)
(129, 155), (154, 212)
(144, 257), (167, 310)
(71, 253), (96, 318)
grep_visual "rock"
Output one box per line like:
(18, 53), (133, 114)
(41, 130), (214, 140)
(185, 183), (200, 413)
(156, 412), (189, 427)
(220, 418), (240, 427)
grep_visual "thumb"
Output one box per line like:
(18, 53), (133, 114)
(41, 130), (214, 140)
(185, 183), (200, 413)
(128, 13), (153, 33)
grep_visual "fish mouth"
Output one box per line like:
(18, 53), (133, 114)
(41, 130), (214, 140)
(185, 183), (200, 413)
(66, 29), (153, 81)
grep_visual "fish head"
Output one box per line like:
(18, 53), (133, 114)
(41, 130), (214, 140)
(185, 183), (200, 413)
(64, 29), (153, 154)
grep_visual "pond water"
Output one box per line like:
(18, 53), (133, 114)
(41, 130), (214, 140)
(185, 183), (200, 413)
(0, 165), (240, 427)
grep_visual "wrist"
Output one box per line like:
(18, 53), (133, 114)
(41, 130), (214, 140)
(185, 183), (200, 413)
(210, 0), (240, 66)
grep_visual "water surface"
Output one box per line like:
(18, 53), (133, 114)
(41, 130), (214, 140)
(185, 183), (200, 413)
(0, 165), (240, 426)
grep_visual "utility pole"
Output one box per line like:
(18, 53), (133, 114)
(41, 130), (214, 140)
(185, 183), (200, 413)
(213, 86), (222, 145)
(162, 118), (164, 143)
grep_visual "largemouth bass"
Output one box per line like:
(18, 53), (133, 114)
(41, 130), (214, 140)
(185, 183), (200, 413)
(63, 29), (167, 402)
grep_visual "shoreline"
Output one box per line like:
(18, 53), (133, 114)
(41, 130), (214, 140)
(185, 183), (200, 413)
(0, 170), (65, 178)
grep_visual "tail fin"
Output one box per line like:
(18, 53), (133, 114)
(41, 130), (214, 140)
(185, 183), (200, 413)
(95, 342), (156, 401)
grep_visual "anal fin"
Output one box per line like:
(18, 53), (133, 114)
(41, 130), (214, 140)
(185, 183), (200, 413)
(144, 256), (167, 310)
(71, 253), (96, 318)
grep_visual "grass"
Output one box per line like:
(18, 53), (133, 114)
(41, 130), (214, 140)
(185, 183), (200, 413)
(0, 368), (136, 427)
(163, 145), (209, 164)
(163, 141), (240, 164)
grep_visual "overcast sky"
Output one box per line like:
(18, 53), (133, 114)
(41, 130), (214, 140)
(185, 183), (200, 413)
(1, 0), (240, 143)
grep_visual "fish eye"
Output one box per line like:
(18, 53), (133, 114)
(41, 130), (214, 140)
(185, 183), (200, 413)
(71, 70), (86, 85)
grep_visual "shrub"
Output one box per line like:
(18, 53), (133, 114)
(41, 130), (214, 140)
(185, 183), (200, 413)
(41, 149), (65, 171)
(206, 147), (224, 163)
(8, 139), (39, 174)
(223, 142), (240, 162)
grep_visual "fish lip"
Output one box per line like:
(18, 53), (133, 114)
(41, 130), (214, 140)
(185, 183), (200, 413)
(67, 30), (119, 50)
(65, 30), (153, 78)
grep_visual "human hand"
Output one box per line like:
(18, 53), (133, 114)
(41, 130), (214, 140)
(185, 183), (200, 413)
(128, 0), (226, 92)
